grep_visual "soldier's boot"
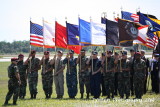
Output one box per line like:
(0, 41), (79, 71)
(80, 93), (83, 99)
(33, 93), (37, 99)
(4, 100), (8, 105)
(111, 94), (114, 99)
(13, 101), (17, 105)
(48, 94), (51, 99)
(56, 95), (60, 99)
(126, 95), (129, 99)
(45, 94), (48, 99)
(106, 94), (110, 99)
(86, 93), (89, 99)
(120, 95), (124, 99)
(30, 94), (34, 99)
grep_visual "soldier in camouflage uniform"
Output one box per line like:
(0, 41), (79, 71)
(4, 58), (21, 105)
(40, 51), (53, 99)
(63, 50), (78, 98)
(87, 51), (101, 99)
(24, 50), (40, 99)
(128, 49), (135, 96)
(76, 49), (90, 99)
(102, 51), (115, 99)
(52, 50), (65, 99)
(133, 52), (146, 99)
(115, 51), (131, 99)
(17, 54), (28, 99)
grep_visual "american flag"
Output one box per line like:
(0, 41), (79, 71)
(30, 21), (43, 47)
(146, 35), (158, 48)
(122, 11), (139, 22)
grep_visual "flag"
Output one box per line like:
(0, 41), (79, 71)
(101, 17), (106, 24)
(149, 18), (160, 38)
(55, 21), (67, 48)
(66, 22), (79, 45)
(55, 22), (81, 54)
(134, 25), (149, 44)
(106, 19), (119, 45)
(30, 21), (43, 47)
(138, 12), (160, 32)
(79, 18), (91, 44)
(91, 21), (106, 45)
(121, 11), (139, 22)
(139, 12), (158, 19)
(118, 19), (140, 44)
(146, 32), (158, 48)
(43, 21), (55, 48)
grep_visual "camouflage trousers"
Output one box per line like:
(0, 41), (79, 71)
(66, 71), (78, 97)
(5, 79), (19, 102)
(19, 79), (27, 98)
(118, 72), (130, 98)
(28, 72), (38, 95)
(104, 72), (115, 97)
(42, 74), (53, 95)
(79, 72), (90, 94)
(133, 73), (145, 98)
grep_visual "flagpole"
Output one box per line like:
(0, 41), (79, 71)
(90, 16), (94, 73)
(29, 17), (32, 73)
(42, 18), (45, 74)
(55, 17), (57, 75)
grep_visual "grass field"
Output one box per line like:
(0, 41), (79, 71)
(0, 62), (160, 107)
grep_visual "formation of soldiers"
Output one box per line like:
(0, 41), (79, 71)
(3, 49), (160, 105)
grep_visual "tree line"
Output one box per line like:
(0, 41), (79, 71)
(0, 40), (153, 54)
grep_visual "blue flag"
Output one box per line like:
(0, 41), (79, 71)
(66, 22), (79, 45)
(101, 17), (106, 24)
(79, 18), (91, 44)
(138, 12), (160, 32)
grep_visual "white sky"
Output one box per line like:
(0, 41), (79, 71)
(0, 0), (160, 42)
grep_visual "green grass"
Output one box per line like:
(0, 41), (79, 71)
(0, 62), (160, 107)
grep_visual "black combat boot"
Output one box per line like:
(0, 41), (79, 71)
(80, 93), (83, 99)
(13, 101), (17, 105)
(30, 94), (34, 99)
(111, 93), (114, 99)
(4, 100), (8, 105)
(45, 94), (48, 99)
(33, 93), (37, 99)
(48, 94), (51, 99)
(86, 93), (89, 99)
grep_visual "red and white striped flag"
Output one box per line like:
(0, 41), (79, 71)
(146, 35), (158, 48)
(30, 21), (43, 47)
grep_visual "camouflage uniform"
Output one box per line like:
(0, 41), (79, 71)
(89, 58), (101, 99)
(63, 57), (78, 98)
(133, 59), (146, 98)
(78, 56), (90, 98)
(17, 61), (27, 99)
(103, 57), (115, 98)
(54, 58), (65, 98)
(117, 59), (130, 98)
(128, 56), (135, 95)
(5, 63), (19, 104)
(41, 58), (53, 98)
(27, 57), (40, 98)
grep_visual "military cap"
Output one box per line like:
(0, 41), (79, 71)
(102, 52), (106, 56)
(69, 50), (74, 54)
(18, 54), (24, 58)
(135, 52), (141, 55)
(114, 52), (119, 55)
(81, 49), (86, 52)
(44, 51), (50, 55)
(130, 49), (135, 52)
(57, 50), (63, 54)
(31, 50), (36, 54)
(122, 51), (127, 55)
(107, 50), (112, 54)
(154, 54), (159, 57)
(11, 58), (19, 62)
(92, 51), (98, 55)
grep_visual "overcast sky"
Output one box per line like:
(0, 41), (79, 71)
(0, 0), (160, 42)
